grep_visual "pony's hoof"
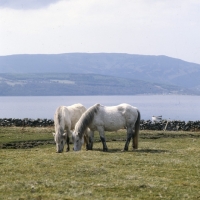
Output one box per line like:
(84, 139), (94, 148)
(86, 144), (92, 151)
(103, 148), (108, 152)
(86, 144), (93, 150)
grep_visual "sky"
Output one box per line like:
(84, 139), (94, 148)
(0, 0), (200, 64)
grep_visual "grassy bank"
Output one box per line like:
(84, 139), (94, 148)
(0, 127), (200, 199)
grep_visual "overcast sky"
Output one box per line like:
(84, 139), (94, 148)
(0, 0), (200, 64)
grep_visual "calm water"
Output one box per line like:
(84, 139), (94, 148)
(0, 95), (200, 121)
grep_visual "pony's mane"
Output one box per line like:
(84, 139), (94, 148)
(76, 103), (100, 137)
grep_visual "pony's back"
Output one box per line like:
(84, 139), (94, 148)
(67, 103), (87, 129)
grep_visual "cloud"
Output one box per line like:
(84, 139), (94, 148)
(0, 0), (63, 10)
(0, 0), (200, 64)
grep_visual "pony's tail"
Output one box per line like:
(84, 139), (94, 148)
(133, 110), (140, 149)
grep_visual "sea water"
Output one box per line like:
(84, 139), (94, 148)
(0, 95), (199, 121)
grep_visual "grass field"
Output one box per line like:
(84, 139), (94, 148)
(0, 127), (200, 200)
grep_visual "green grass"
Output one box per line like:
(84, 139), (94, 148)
(0, 127), (200, 199)
(0, 127), (53, 144)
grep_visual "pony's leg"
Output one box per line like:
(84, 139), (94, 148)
(132, 129), (138, 149)
(124, 126), (133, 151)
(66, 135), (70, 152)
(83, 133), (89, 150)
(98, 128), (108, 152)
(66, 130), (70, 152)
(88, 130), (94, 150)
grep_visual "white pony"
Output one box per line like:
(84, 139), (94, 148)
(53, 103), (87, 153)
(73, 103), (140, 152)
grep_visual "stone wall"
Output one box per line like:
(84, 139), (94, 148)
(140, 120), (200, 131)
(0, 118), (54, 127)
(0, 118), (200, 131)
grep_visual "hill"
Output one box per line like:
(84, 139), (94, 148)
(0, 53), (200, 95)
(0, 73), (197, 96)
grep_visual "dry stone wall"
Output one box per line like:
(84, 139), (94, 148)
(0, 118), (54, 127)
(140, 120), (200, 131)
(0, 118), (200, 131)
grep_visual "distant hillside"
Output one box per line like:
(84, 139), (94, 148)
(0, 73), (197, 96)
(0, 53), (200, 95)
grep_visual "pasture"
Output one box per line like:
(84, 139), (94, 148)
(0, 127), (200, 200)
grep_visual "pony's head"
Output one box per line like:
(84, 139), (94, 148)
(72, 131), (84, 151)
(52, 132), (66, 153)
